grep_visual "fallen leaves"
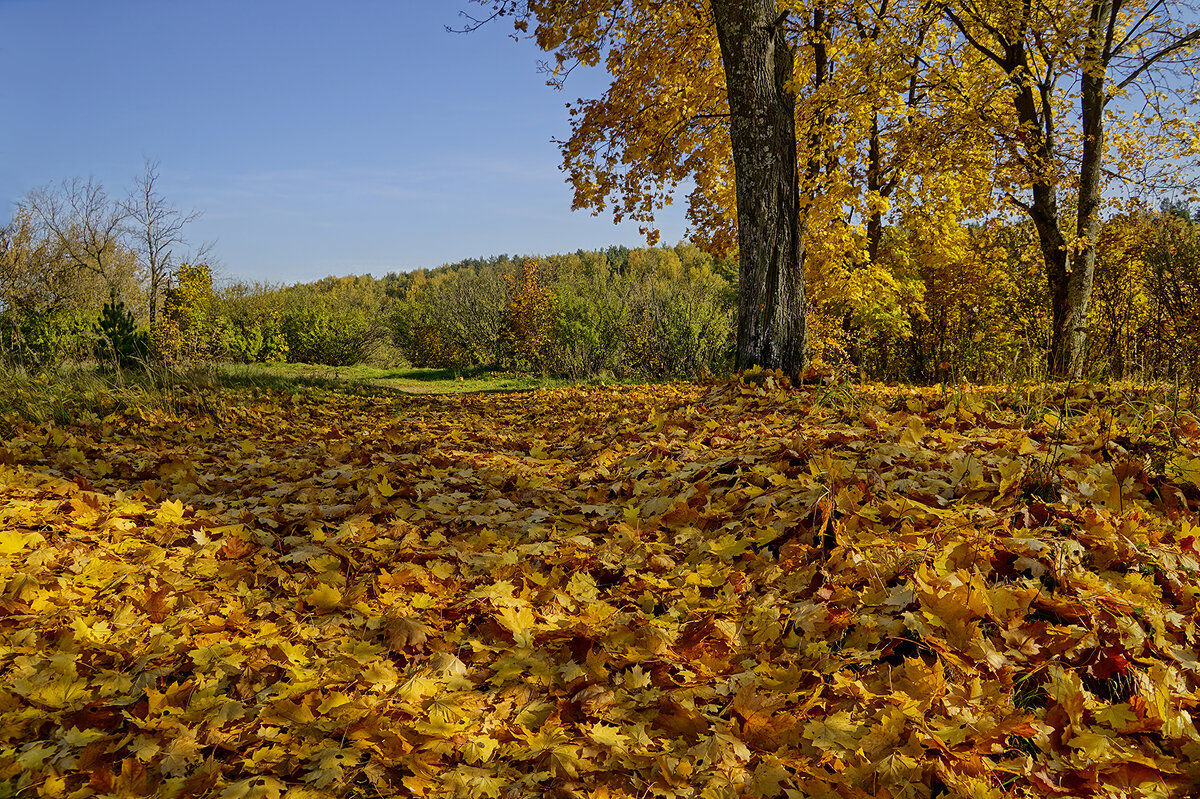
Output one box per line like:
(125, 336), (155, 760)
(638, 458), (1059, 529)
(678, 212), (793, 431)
(2, 376), (1200, 797)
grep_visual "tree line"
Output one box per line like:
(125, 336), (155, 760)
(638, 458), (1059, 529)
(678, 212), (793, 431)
(4, 157), (1200, 383)
(389, 205), (1200, 384)
(0, 163), (206, 369)
(8, 191), (1199, 383)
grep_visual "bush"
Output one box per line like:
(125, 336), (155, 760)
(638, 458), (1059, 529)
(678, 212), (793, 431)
(154, 264), (225, 363)
(550, 256), (630, 378)
(390, 247), (737, 379)
(651, 267), (735, 377)
(0, 310), (93, 368)
(225, 313), (288, 364)
(94, 295), (150, 370)
(392, 262), (515, 369)
(281, 302), (381, 366)
(500, 259), (557, 372)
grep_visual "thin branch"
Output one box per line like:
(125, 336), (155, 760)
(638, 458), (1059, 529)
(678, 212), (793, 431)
(1116, 27), (1200, 90)
(944, 6), (1008, 69)
(1108, 0), (1167, 57)
(652, 112), (731, 162)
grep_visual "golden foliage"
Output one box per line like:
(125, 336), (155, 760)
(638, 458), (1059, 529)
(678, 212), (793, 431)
(502, 259), (557, 371)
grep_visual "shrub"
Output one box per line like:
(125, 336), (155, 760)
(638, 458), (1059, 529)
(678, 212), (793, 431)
(281, 303), (381, 366)
(226, 314), (288, 363)
(394, 263), (514, 368)
(94, 295), (150, 370)
(0, 310), (93, 368)
(500, 259), (557, 372)
(550, 255), (630, 377)
(154, 264), (225, 363)
(387, 246), (736, 379)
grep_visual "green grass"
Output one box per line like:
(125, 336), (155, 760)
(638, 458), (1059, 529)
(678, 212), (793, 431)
(216, 362), (579, 394)
(0, 361), (225, 431)
(0, 359), (667, 433)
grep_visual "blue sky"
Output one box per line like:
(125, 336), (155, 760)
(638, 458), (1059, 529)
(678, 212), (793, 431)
(0, 0), (688, 283)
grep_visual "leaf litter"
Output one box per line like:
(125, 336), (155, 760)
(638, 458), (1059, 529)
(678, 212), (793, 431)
(2, 374), (1200, 798)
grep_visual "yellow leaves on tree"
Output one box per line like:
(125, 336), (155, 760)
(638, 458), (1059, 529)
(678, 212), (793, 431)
(502, 258), (556, 372)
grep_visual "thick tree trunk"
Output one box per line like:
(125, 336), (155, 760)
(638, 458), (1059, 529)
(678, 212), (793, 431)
(1007, 2), (1111, 379)
(711, 0), (808, 379)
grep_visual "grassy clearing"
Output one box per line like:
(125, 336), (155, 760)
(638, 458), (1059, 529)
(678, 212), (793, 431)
(0, 362), (228, 432)
(216, 362), (577, 395)
(0, 362), (579, 433)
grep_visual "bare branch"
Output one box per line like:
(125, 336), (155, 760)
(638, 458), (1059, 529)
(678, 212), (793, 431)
(121, 159), (202, 324)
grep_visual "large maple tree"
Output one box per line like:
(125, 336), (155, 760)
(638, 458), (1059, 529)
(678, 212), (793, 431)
(472, 0), (813, 378)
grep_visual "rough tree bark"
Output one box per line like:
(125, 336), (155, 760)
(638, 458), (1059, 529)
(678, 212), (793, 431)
(711, 0), (809, 379)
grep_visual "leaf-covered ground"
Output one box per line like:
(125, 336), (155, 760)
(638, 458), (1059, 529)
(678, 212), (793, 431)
(3, 375), (1200, 798)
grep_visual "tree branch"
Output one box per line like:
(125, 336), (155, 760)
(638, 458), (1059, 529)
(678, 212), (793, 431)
(1116, 27), (1200, 90)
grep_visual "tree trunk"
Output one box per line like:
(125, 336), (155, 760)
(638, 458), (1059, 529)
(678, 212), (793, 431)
(711, 0), (808, 379)
(946, 1), (1119, 379)
(1054, 0), (1110, 378)
(867, 113), (884, 264)
(1028, 183), (1072, 375)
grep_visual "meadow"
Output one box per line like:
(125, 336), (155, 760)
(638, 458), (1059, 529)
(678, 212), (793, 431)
(2, 369), (1200, 798)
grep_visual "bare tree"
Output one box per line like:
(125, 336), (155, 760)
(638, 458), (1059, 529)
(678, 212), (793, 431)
(122, 160), (202, 325)
(20, 177), (129, 294)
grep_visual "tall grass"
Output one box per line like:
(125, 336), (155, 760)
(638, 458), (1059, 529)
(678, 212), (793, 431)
(0, 361), (226, 433)
(0, 359), (421, 437)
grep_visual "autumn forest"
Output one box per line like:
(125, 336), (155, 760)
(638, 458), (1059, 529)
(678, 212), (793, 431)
(5, 0), (1200, 797)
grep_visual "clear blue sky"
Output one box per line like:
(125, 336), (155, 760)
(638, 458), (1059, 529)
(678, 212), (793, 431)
(0, 0), (688, 284)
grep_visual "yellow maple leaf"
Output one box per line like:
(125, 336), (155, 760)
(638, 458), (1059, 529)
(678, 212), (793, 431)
(566, 572), (599, 603)
(23, 676), (90, 710)
(803, 710), (864, 752)
(306, 583), (342, 611)
(1068, 731), (1116, 763)
(220, 776), (283, 799)
(586, 723), (630, 750)
(495, 606), (537, 647)
(899, 415), (926, 448)
(1095, 703), (1138, 732)
(155, 498), (186, 525)
(40, 775), (68, 798)
(462, 736), (499, 764)
(1169, 455), (1200, 489)
(0, 530), (37, 555)
(362, 659), (399, 691)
